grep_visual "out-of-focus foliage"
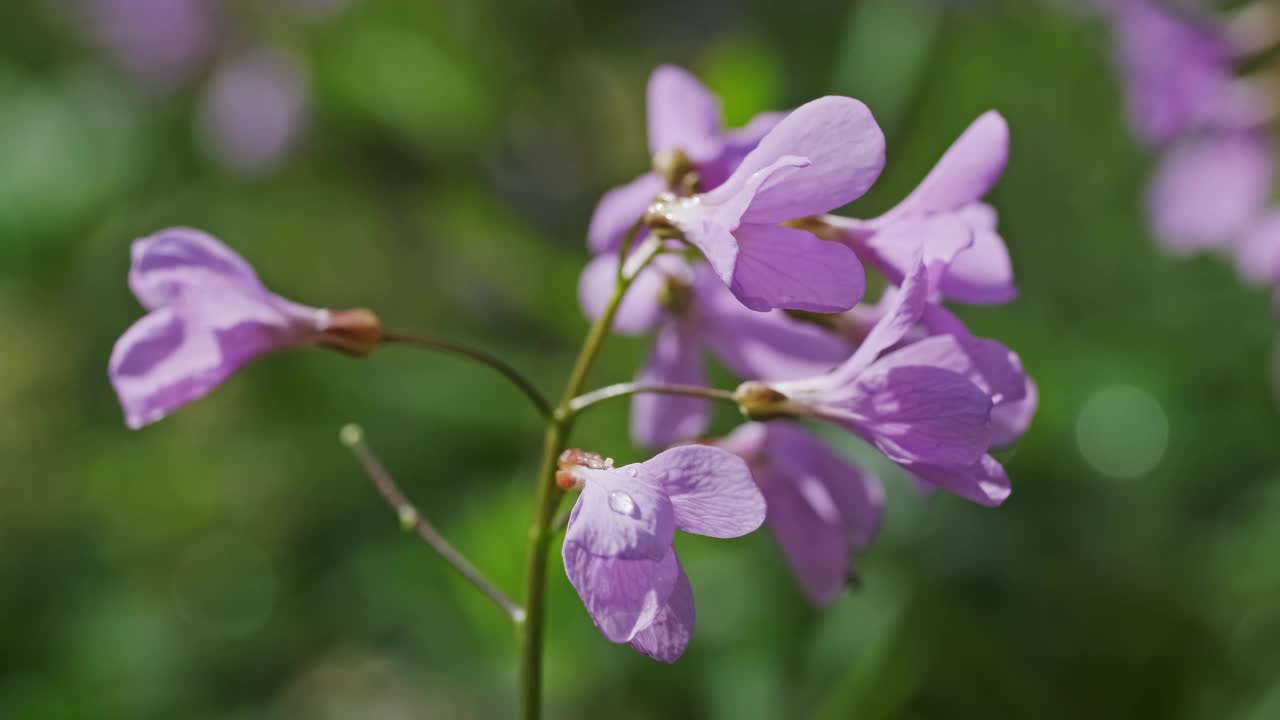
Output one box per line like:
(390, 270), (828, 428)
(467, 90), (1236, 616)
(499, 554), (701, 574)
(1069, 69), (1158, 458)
(1, 0), (1278, 718)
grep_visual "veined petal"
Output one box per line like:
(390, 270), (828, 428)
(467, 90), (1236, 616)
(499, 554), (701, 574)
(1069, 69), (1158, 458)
(696, 266), (851, 381)
(698, 110), (787, 189)
(129, 227), (263, 310)
(629, 557), (695, 662)
(939, 204), (1016, 304)
(578, 252), (683, 335)
(588, 173), (665, 254)
(846, 363), (992, 466)
(875, 111), (1009, 226)
(725, 223), (865, 313)
(991, 378), (1037, 449)
(563, 542), (679, 643)
(641, 445), (764, 538)
(757, 462), (852, 606)
(647, 65), (723, 162)
(632, 322), (710, 448)
(708, 96), (886, 224)
(908, 454), (1011, 507)
(563, 466), (675, 560)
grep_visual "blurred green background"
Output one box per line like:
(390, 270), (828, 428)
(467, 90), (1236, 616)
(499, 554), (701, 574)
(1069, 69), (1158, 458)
(3, 0), (1279, 718)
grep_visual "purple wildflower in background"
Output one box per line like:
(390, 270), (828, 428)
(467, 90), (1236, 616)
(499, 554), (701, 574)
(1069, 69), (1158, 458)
(648, 96), (885, 313)
(109, 228), (380, 429)
(199, 49), (309, 175)
(827, 111), (1016, 305)
(556, 445), (765, 662)
(719, 422), (882, 605)
(74, 0), (223, 90)
(579, 253), (851, 447)
(588, 65), (784, 255)
(738, 232), (1018, 506)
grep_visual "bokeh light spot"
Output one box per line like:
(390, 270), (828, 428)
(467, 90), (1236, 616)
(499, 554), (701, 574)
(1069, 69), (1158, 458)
(1076, 384), (1169, 479)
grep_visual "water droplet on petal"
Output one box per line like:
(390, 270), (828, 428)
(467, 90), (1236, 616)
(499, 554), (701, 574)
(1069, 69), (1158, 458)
(625, 467), (638, 478)
(608, 490), (636, 515)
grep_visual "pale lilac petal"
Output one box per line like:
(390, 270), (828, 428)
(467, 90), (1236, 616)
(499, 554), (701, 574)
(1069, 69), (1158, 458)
(991, 378), (1037, 449)
(129, 227), (262, 310)
(109, 292), (308, 429)
(846, 363), (992, 466)
(1147, 130), (1273, 255)
(756, 463), (850, 605)
(631, 323), (709, 448)
(199, 49), (307, 174)
(588, 173), (665, 254)
(698, 110), (787, 189)
(578, 253), (676, 335)
(647, 65), (723, 162)
(884, 328), (1027, 408)
(762, 422), (883, 549)
(629, 558), (695, 662)
(853, 213), (973, 292)
(724, 223), (864, 313)
(940, 205), (1016, 304)
(909, 455), (1010, 507)
(876, 111), (1009, 224)
(708, 97), (886, 224)
(695, 266), (851, 380)
(1235, 210), (1280, 287)
(640, 445), (764, 538)
(563, 542), (679, 643)
(562, 466), (675, 559)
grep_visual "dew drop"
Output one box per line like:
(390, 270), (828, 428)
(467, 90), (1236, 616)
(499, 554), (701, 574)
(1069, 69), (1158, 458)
(608, 490), (636, 515)
(625, 467), (638, 478)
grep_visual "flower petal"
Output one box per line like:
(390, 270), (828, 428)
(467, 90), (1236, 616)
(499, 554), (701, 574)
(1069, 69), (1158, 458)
(908, 454), (1011, 507)
(640, 445), (764, 538)
(588, 173), (665, 254)
(696, 267), (851, 381)
(563, 541), (679, 643)
(991, 378), (1037, 449)
(578, 252), (682, 335)
(939, 204), (1016, 304)
(709, 96), (886, 224)
(629, 557), (696, 662)
(631, 322), (710, 448)
(563, 466), (675, 560)
(756, 462), (851, 606)
(847, 363), (992, 466)
(129, 227), (263, 310)
(1147, 129), (1273, 255)
(724, 223), (865, 313)
(876, 111), (1009, 224)
(1235, 210), (1280, 288)
(647, 65), (723, 162)
(698, 110), (787, 189)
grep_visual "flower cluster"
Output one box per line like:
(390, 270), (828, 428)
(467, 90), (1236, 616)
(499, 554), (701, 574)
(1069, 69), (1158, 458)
(1103, 0), (1280, 291)
(108, 64), (1033, 671)
(575, 66), (1032, 614)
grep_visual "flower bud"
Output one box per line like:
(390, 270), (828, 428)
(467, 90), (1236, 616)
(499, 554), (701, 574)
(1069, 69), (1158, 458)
(316, 308), (383, 356)
(733, 381), (799, 421)
(652, 148), (699, 194)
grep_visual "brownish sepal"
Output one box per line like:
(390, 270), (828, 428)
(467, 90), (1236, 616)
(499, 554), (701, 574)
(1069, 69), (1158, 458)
(316, 308), (383, 356)
(733, 381), (796, 421)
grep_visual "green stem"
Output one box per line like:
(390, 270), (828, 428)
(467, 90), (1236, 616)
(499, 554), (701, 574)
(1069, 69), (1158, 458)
(517, 230), (658, 720)
(568, 381), (737, 415)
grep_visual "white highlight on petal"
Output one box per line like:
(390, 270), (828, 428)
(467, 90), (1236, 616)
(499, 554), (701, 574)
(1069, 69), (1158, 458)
(1076, 384), (1169, 479)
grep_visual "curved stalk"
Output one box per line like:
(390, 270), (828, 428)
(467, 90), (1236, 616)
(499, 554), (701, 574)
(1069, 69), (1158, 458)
(568, 382), (737, 415)
(380, 332), (553, 419)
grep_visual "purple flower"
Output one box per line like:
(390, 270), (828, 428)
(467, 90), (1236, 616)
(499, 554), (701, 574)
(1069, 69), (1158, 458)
(1146, 128), (1274, 256)
(827, 111), (1016, 305)
(199, 49), (309, 174)
(588, 65), (784, 255)
(736, 233), (1018, 506)
(1106, 0), (1244, 146)
(1235, 210), (1280, 288)
(556, 445), (765, 662)
(74, 0), (224, 90)
(719, 422), (882, 605)
(109, 228), (381, 429)
(648, 96), (885, 313)
(578, 253), (851, 447)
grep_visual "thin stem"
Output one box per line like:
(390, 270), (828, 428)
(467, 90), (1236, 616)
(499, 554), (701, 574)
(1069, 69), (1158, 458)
(381, 332), (552, 420)
(341, 424), (526, 623)
(568, 382), (737, 415)
(518, 222), (658, 720)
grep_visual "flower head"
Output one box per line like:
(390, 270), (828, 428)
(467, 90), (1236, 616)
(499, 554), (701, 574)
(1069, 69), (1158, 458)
(588, 65), (785, 255)
(648, 96), (885, 313)
(558, 445), (765, 662)
(579, 252), (851, 447)
(719, 423), (882, 605)
(736, 232), (1024, 506)
(827, 111), (1016, 305)
(109, 228), (381, 429)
